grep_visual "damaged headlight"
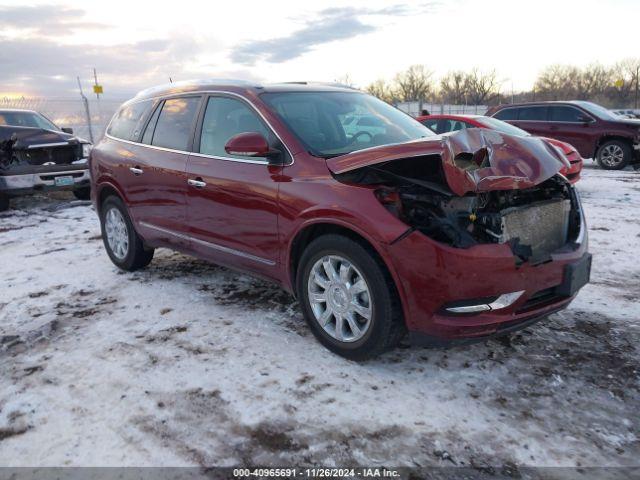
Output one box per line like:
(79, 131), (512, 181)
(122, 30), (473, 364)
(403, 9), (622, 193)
(82, 143), (92, 158)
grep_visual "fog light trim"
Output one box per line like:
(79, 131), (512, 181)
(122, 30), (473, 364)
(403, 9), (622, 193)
(445, 290), (525, 314)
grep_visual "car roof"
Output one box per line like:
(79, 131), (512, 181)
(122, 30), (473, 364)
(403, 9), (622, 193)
(132, 79), (358, 101)
(491, 100), (588, 110)
(0, 108), (38, 114)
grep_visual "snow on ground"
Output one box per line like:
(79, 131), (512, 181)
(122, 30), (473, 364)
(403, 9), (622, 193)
(0, 164), (639, 470)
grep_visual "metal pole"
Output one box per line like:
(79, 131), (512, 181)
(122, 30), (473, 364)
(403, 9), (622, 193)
(635, 66), (639, 110)
(77, 76), (94, 143)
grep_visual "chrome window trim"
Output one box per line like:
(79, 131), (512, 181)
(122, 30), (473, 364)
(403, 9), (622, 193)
(105, 90), (294, 165)
(139, 221), (276, 266)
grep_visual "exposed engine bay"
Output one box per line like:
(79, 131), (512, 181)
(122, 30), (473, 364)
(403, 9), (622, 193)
(336, 154), (582, 264)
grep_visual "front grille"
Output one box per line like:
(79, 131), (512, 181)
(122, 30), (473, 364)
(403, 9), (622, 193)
(21, 146), (79, 166)
(501, 199), (571, 258)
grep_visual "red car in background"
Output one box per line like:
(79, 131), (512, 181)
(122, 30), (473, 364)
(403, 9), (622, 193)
(417, 114), (583, 183)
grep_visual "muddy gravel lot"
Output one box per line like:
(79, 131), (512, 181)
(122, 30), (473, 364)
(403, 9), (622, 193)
(0, 164), (639, 471)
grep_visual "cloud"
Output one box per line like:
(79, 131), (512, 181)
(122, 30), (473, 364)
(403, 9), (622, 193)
(0, 35), (208, 97)
(0, 5), (230, 96)
(0, 4), (110, 36)
(231, 3), (438, 65)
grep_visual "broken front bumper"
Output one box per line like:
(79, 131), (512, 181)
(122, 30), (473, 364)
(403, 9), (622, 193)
(0, 166), (90, 195)
(383, 197), (589, 343)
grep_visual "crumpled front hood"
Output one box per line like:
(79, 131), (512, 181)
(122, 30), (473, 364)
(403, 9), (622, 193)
(326, 129), (571, 196)
(0, 125), (80, 149)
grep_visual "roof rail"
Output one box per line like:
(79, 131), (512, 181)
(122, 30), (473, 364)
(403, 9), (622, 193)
(279, 81), (359, 90)
(134, 78), (259, 98)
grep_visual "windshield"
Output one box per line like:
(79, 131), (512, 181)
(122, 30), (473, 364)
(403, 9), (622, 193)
(0, 111), (59, 131)
(261, 91), (434, 157)
(476, 116), (531, 136)
(573, 101), (619, 121)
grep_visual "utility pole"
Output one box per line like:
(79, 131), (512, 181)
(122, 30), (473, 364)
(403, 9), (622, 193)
(634, 65), (640, 110)
(77, 76), (94, 143)
(93, 68), (101, 100)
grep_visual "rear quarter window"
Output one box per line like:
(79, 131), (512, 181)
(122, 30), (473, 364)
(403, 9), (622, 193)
(107, 100), (153, 141)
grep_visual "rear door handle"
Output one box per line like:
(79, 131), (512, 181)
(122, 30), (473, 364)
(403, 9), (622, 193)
(129, 166), (143, 175)
(187, 178), (207, 188)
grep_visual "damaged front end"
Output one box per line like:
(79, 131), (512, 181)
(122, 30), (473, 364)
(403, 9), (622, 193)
(0, 125), (92, 200)
(329, 129), (582, 264)
(0, 126), (89, 172)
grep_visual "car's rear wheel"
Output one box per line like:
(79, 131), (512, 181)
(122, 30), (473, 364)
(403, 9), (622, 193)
(296, 234), (404, 360)
(100, 196), (154, 271)
(73, 187), (91, 200)
(596, 140), (631, 170)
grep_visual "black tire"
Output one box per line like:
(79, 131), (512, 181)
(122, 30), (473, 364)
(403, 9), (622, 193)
(596, 140), (631, 170)
(100, 195), (154, 271)
(0, 194), (9, 212)
(73, 187), (91, 200)
(296, 234), (405, 360)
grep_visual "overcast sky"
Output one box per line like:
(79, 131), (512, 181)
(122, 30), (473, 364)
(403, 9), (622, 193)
(0, 0), (638, 99)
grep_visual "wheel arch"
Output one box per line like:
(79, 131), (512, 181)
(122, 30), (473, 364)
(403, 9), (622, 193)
(96, 181), (126, 216)
(594, 135), (633, 158)
(287, 220), (408, 324)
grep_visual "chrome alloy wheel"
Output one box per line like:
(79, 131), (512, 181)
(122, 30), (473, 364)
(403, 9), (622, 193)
(104, 207), (129, 260)
(600, 144), (625, 167)
(307, 255), (372, 343)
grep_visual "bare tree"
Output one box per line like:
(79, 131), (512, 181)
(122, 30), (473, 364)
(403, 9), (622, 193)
(575, 63), (610, 100)
(334, 73), (356, 88)
(439, 71), (467, 104)
(534, 65), (578, 100)
(393, 65), (434, 104)
(365, 79), (396, 104)
(464, 68), (501, 105)
(607, 58), (640, 107)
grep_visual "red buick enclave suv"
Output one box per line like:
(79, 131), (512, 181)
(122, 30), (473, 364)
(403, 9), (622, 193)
(90, 80), (591, 359)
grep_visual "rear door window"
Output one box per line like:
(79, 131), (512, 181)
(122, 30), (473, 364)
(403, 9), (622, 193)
(107, 100), (153, 141)
(549, 106), (587, 122)
(518, 106), (548, 121)
(149, 97), (201, 151)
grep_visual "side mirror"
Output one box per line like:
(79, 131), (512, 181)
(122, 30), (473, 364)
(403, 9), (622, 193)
(577, 115), (592, 124)
(224, 132), (281, 162)
(61, 127), (74, 134)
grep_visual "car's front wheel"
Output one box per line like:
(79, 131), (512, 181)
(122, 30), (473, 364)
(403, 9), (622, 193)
(297, 234), (405, 360)
(596, 140), (631, 170)
(100, 195), (154, 271)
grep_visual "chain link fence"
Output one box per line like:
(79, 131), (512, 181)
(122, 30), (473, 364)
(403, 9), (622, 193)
(0, 96), (126, 143)
(396, 101), (488, 117)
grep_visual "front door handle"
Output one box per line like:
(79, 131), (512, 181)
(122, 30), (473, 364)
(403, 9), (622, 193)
(187, 178), (207, 188)
(129, 166), (143, 175)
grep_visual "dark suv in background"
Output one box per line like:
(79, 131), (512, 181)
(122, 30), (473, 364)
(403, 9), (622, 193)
(486, 101), (640, 170)
(0, 109), (92, 210)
